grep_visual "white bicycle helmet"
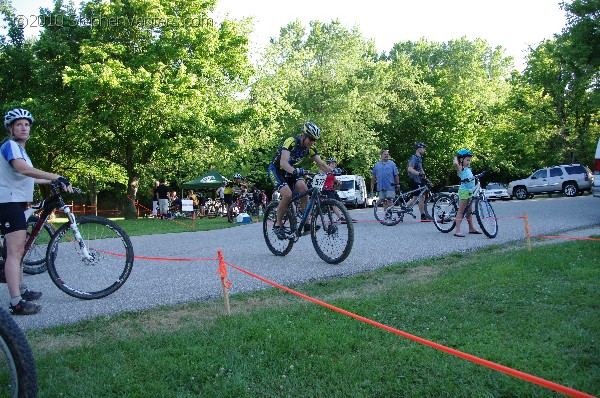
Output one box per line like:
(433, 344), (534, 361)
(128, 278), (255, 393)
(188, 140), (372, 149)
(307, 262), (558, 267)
(303, 122), (321, 140)
(4, 108), (34, 129)
(233, 173), (242, 179)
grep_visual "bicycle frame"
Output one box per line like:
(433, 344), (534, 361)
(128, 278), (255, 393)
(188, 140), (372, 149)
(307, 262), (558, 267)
(24, 185), (93, 261)
(288, 186), (322, 238)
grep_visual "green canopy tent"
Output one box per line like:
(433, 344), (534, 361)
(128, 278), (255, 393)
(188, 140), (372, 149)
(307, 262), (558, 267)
(182, 170), (230, 189)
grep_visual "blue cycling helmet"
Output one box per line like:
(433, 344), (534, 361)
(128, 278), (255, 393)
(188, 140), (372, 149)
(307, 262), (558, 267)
(456, 149), (474, 158)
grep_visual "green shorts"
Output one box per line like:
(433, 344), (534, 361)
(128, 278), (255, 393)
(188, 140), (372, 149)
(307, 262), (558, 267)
(458, 189), (473, 200)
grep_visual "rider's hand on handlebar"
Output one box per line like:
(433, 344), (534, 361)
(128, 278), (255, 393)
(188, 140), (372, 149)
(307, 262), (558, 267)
(55, 176), (74, 193)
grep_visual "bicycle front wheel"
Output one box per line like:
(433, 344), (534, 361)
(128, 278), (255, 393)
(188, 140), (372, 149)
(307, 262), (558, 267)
(262, 201), (294, 256)
(23, 215), (57, 274)
(432, 194), (457, 233)
(373, 199), (402, 226)
(475, 198), (498, 238)
(312, 199), (354, 264)
(46, 216), (134, 300)
(0, 307), (38, 398)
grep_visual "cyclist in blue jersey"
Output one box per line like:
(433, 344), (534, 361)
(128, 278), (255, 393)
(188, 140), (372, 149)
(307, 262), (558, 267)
(0, 109), (72, 315)
(267, 122), (333, 239)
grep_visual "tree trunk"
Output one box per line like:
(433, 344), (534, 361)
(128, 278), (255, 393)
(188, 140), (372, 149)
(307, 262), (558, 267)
(88, 176), (98, 216)
(125, 173), (139, 219)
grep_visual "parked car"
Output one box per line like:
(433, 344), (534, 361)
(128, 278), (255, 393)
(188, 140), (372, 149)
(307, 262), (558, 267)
(484, 183), (510, 201)
(507, 164), (593, 200)
(593, 138), (600, 198)
(366, 192), (379, 207)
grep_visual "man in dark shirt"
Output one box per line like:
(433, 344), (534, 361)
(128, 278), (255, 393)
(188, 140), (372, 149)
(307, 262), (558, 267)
(155, 178), (170, 217)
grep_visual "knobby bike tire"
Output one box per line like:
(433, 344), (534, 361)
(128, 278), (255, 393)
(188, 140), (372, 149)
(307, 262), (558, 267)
(46, 216), (134, 300)
(0, 308), (38, 398)
(475, 198), (498, 238)
(262, 201), (294, 256)
(311, 199), (354, 264)
(373, 198), (402, 226)
(432, 194), (457, 233)
(23, 216), (57, 275)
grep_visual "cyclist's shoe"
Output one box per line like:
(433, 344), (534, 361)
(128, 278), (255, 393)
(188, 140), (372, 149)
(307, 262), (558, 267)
(9, 300), (41, 315)
(21, 289), (42, 301)
(337, 217), (347, 224)
(421, 213), (433, 222)
(273, 225), (288, 240)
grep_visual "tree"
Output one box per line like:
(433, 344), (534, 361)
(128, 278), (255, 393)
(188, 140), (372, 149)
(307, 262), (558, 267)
(384, 38), (513, 185)
(63, 0), (252, 218)
(248, 20), (389, 179)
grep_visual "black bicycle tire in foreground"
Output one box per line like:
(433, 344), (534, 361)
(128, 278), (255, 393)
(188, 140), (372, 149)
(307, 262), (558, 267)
(46, 216), (134, 300)
(0, 307), (38, 397)
(263, 198), (354, 264)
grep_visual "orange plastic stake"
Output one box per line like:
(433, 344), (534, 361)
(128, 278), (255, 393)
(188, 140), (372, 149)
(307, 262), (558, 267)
(217, 250), (232, 315)
(524, 212), (531, 252)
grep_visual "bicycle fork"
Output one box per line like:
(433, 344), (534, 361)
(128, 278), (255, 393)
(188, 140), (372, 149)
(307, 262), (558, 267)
(61, 206), (94, 261)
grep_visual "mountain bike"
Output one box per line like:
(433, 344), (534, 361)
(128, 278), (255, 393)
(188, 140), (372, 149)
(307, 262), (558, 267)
(373, 178), (434, 226)
(0, 206), (57, 275)
(431, 170), (498, 238)
(1, 181), (134, 300)
(263, 174), (354, 264)
(0, 307), (38, 397)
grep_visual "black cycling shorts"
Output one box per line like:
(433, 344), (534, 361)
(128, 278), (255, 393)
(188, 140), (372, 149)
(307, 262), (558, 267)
(267, 164), (300, 191)
(0, 202), (27, 234)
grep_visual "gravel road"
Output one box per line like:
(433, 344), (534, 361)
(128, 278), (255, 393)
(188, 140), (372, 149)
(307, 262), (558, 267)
(12, 195), (600, 331)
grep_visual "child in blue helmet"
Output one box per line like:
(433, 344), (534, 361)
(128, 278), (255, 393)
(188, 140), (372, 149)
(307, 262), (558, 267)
(452, 149), (482, 237)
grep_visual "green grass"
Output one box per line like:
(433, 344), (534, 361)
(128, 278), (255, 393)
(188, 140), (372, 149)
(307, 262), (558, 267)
(50, 215), (247, 236)
(26, 240), (599, 397)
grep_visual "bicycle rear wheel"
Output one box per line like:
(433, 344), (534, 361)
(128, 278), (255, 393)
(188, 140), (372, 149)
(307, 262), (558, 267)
(0, 308), (38, 398)
(432, 194), (457, 233)
(262, 201), (294, 256)
(46, 216), (134, 300)
(312, 199), (354, 264)
(475, 198), (498, 238)
(373, 198), (402, 226)
(23, 215), (57, 275)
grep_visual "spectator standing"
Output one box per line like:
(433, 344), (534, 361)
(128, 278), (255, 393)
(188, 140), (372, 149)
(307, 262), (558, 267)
(155, 178), (170, 218)
(406, 142), (433, 221)
(371, 149), (399, 213)
(151, 180), (159, 216)
(452, 149), (482, 237)
(0, 108), (73, 315)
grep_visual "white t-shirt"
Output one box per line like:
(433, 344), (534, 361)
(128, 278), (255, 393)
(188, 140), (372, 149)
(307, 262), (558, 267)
(0, 140), (34, 203)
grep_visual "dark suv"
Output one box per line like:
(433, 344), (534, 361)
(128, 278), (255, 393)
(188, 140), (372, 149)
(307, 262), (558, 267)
(507, 164), (593, 200)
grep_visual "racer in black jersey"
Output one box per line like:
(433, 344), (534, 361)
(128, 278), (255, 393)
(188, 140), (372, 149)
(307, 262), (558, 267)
(267, 122), (332, 238)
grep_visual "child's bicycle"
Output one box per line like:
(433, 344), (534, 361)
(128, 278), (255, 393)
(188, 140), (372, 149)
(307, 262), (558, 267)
(262, 173), (354, 264)
(0, 307), (38, 397)
(373, 178), (434, 225)
(431, 170), (498, 238)
(0, 181), (134, 299)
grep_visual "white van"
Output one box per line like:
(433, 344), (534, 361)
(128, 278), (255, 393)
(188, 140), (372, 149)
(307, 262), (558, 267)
(593, 137), (600, 197)
(336, 175), (368, 208)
